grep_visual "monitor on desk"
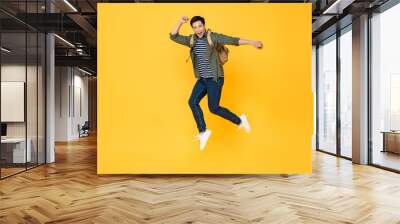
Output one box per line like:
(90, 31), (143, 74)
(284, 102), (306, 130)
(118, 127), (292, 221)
(1, 123), (7, 138)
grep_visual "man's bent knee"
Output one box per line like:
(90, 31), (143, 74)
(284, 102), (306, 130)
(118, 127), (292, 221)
(209, 105), (221, 114)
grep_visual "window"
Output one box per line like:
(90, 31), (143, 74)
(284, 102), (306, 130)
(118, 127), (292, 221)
(339, 27), (352, 158)
(317, 35), (337, 154)
(370, 2), (400, 171)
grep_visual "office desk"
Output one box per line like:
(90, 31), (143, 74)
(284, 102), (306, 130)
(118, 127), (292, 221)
(381, 131), (400, 154)
(1, 138), (32, 163)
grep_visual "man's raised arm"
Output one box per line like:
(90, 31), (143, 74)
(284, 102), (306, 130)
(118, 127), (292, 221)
(169, 16), (191, 47)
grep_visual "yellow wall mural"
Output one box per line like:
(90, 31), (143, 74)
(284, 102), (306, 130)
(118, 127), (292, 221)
(98, 3), (313, 174)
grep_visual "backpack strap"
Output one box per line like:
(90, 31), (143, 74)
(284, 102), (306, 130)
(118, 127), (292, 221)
(186, 34), (194, 63)
(189, 34), (194, 48)
(206, 28), (213, 47)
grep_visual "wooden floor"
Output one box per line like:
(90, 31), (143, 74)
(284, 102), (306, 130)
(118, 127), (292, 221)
(1, 134), (400, 223)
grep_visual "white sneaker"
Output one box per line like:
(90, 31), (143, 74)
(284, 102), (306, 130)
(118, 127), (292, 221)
(195, 129), (212, 151)
(238, 114), (251, 133)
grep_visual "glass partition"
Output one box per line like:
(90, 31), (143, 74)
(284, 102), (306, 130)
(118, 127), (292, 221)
(38, 31), (45, 165)
(27, 30), (38, 169)
(1, 30), (28, 177)
(0, 1), (46, 179)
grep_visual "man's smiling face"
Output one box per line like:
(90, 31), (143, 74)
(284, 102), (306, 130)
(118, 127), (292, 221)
(191, 20), (206, 38)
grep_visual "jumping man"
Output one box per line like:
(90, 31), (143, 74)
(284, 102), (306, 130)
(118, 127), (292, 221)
(169, 16), (263, 151)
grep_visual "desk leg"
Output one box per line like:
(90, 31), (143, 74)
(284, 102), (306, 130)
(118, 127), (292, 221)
(382, 133), (386, 153)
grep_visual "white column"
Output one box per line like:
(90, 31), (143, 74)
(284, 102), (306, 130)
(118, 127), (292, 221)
(46, 1), (55, 163)
(352, 14), (369, 164)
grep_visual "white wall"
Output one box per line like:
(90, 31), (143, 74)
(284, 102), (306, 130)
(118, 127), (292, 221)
(55, 66), (70, 141)
(55, 67), (89, 141)
(72, 72), (89, 138)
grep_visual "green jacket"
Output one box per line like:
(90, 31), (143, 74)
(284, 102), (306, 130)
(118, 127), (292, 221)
(169, 30), (240, 82)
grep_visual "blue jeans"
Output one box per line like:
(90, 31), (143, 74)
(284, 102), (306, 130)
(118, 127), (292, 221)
(188, 77), (241, 133)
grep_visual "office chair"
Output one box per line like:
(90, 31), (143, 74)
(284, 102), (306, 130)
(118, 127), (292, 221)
(78, 121), (90, 138)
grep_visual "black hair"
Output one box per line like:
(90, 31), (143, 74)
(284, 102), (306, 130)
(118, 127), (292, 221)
(190, 16), (205, 27)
